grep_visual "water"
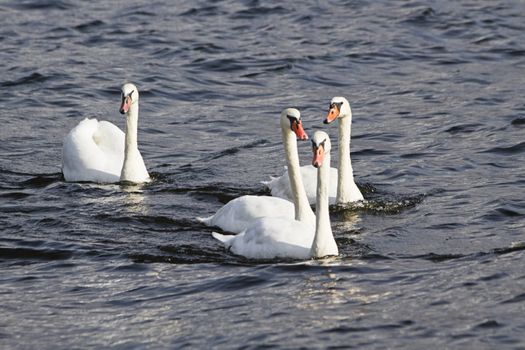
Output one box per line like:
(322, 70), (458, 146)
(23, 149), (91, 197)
(1, 0), (525, 348)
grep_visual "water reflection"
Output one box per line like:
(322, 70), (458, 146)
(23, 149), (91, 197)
(296, 263), (391, 313)
(333, 210), (361, 232)
(121, 184), (149, 216)
(70, 182), (149, 215)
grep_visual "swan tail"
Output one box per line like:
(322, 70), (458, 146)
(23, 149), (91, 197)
(196, 215), (213, 226)
(261, 176), (277, 186)
(212, 232), (235, 246)
(261, 166), (286, 187)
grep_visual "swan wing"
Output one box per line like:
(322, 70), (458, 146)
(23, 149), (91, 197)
(225, 217), (314, 260)
(266, 165), (338, 205)
(201, 195), (295, 234)
(62, 118), (124, 183)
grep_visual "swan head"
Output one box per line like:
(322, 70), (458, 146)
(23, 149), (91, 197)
(119, 83), (139, 114)
(280, 108), (308, 140)
(311, 131), (331, 168)
(323, 96), (351, 124)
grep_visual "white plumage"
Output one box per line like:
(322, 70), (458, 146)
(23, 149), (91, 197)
(198, 108), (315, 233)
(265, 96), (363, 205)
(264, 165), (338, 205)
(62, 118), (125, 183)
(62, 83), (149, 184)
(213, 131), (338, 260)
(199, 195), (295, 234)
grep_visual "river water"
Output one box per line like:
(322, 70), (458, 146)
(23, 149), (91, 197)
(1, 0), (524, 348)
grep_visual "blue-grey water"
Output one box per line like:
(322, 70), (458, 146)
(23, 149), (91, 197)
(1, 0), (525, 348)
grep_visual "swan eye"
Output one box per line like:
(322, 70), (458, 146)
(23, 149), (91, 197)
(330, 102), (343, 111)
(311, 139), (326, 151)
(286, 115), (299, 129)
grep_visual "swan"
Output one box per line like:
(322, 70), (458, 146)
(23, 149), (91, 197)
(198, 108), (315, 233)
(212, 131), (338, 260)
(265, 96), (363, 205)
(62, 83), (150, 184)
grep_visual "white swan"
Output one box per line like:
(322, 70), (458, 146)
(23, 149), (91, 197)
(62, 83), (150, 184)
(213, 131), (338, 260)
(265, 96), (363, 205)
(198, 108), (315, 233)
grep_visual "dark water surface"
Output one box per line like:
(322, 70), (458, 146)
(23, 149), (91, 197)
(1, 0), (525, 348)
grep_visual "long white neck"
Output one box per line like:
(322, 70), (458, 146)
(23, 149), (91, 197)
(311, 152), (338, 258)
(120, 103), (142, 182)
(336, 116), (356, 204)
(282, 129), (315, 224)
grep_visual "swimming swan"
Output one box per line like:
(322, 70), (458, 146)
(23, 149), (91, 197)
(62, 83), (150, 184)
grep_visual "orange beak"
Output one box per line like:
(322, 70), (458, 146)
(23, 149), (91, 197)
(292, 120), (308, 140)
(312, 146), (325, 168)
(119, 95), (132, 114)
(324, 106), (340, 124)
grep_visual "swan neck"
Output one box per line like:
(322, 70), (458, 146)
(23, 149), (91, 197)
(337, 115), (355, 204)
(311, 153), (338, 258)
(121, 103), (140, 181)
(282, 128), (313, 223)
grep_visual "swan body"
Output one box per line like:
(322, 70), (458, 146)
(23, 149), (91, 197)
(265, 165), (338, 205)
(199, 195), (295, 234)
(213, 131), (338, 260)
(62, 83), (149, 184)
(62, 118), (125, 183)
(199, 108), (315, 233)
(213, 217), (314, 259)
(265, 97), (363, 205)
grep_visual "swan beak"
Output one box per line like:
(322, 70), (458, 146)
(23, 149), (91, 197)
(292, 120), (308, 140)
(119, 95), (132, 114)
(324, 106), (340, 124)
(312, 146), (325, 168)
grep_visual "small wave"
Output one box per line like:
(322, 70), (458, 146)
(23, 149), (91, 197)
(333, 192), (425, 215)
(207, 274), (269, 292)
(482, 141), (525, 155)
(323, 320), (414, 334)
(511, 117), (525, 127)
(352, 148), (391, 156)
(444, 123), (484, 134)
(184, 58), (245, 72)
(1, 72), (48, 87)
(188, 42), (225, 54)
(8, 0), (72, 10)
(0, 247), (72, 261)
(179, 184), (265, 203)
(473, 320), (503, 330)
(402, 7), (437, 25)
(488, 48), (525, 58)
(402, 242), (525, 263)
(409, 252), (466, 263)
(482, 205), (523, 222)
(19, 173), (62, 188)
(185, 139), (268, 164)
(130, 244), (232, 265)
(231, 6), (288, 20)
(73, 20), (106, 33)
(501, 293), (525, 304)
(179, 6), (225, 17)
(0, 192), (32, 200)
(492, 242), (525, 255)
(96, 214), (201, 232)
